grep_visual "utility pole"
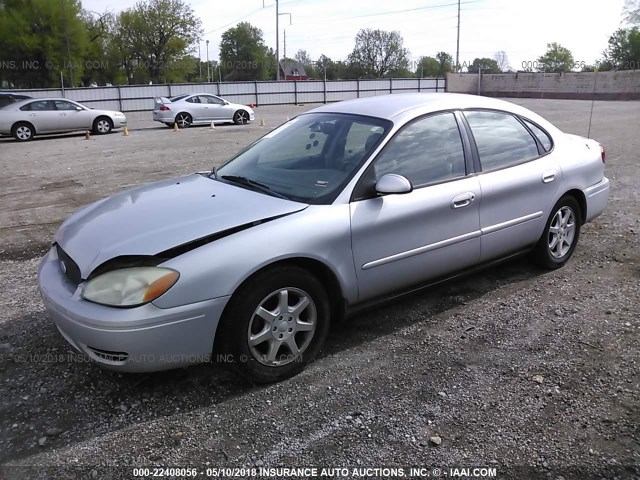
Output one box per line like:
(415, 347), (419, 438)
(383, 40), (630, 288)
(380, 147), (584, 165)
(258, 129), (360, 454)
(61, 0), (74, 87)
(198, 44), (202, 81)
(455, 0), (461, 71)
(276, 0), (280, 80)
(283, 29), (287, 79)
(206, 40), (210, 82)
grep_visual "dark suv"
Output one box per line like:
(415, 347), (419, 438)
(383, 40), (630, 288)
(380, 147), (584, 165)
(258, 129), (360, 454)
(0, 93), (33, 109)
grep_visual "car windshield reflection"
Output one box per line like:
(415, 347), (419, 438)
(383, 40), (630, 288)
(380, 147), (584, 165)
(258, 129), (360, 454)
(216, 113), (392, 204)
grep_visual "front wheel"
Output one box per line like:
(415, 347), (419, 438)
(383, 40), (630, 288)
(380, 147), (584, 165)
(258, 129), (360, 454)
(217, 266), (330, 383)
(233, 110), (249, 125)
(535, 196), (582, 269)
(92, 116), (113, 135)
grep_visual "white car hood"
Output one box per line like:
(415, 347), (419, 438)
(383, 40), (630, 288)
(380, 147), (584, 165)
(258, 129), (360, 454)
(55, 173), (307, 278)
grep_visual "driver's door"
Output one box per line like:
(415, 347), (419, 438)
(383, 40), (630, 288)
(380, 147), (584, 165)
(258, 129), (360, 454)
(350, 112), (482, 301)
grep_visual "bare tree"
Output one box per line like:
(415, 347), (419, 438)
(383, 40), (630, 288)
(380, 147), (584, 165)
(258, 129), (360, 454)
(493, 50), (511, 72)
(623, 0), (640, 25)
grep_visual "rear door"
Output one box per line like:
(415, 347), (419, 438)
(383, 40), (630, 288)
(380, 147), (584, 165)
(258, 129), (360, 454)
(19, 100), (59, 133)
(462, 110), (560, 262)
(350, 111), (481, 301)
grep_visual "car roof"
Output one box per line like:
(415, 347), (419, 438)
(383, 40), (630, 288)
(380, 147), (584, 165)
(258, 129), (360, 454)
(8, 97), (82, 107)
(309, 93), (534, 122)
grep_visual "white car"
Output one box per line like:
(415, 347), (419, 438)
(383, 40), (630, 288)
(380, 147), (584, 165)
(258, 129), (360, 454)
(153, 93), (255, 128)
(0, 97), (127, 141)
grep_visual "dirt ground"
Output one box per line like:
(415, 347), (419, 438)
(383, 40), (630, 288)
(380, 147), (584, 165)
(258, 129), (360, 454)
(0, 99), (638, 480)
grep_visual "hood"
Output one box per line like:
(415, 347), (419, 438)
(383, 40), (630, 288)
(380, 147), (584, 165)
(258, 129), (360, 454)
(55, 173), (307, 278)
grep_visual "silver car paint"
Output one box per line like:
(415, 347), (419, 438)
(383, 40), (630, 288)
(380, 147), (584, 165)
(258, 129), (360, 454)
(55, 174), (308, 279)
(38, 93), (610, 372)
(152, 93), (255, 125)
(0, 98), (126, 136)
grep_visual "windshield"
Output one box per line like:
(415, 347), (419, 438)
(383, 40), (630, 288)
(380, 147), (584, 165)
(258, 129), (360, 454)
(216, 113), (391, 204)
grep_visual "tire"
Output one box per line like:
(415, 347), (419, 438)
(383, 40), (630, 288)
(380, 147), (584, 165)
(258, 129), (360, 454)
(217, 266), (330, 383)
(233, 110), (249, 125)
(534, 195), (582, 269)
(12, 122), (35, 142)
(175, 112), (192, 128)
(92, 116), (113, 135)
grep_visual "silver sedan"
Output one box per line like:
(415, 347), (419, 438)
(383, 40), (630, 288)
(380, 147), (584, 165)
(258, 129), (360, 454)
(0, 98), (127, 141)
(152, 93), (255, 128)
(38, 93), (609, 383)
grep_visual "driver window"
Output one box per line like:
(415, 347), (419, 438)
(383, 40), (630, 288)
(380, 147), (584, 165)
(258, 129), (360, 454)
(373, 112), (466, 187)
(54, 100), (78, 110)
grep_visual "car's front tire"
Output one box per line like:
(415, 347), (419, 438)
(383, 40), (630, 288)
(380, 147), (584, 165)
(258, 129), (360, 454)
(535, 195), (582, 269)
(92, 116), (113, 135)
(12, 122), (35, 142)
(233, 110), (249, 125)
(217, 266), (330, 383)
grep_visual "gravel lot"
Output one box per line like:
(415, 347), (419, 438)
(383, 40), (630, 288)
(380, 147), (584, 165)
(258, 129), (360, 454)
(0, 98), (638, 480)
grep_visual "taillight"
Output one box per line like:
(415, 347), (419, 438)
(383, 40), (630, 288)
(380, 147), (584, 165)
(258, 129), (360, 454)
(600, 144), (606, 164)
(159, 105), (170, 111)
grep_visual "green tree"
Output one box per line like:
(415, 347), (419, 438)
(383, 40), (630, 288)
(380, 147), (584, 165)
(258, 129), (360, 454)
(347, 29), (410, 78)
(0, 0), (89, 88)
(600, 27), (640, 70)
(114, 0), (202, 84)
(316, 54), (335, 80)
(294, 49), (316, 78)
(415, 56), (439, 77)
(536, 42), (575, 73)
(469, 57), (501, 74)
(219, 22), (271, 81)
(435, 51), (453, 76)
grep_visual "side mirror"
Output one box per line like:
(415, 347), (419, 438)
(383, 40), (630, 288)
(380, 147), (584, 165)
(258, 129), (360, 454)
(75, 107), (82, 111)
(223, 100), (229, 105)
(375, 174), (413, 195)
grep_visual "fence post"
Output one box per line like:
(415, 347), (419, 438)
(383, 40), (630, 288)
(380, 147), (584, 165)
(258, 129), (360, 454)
(168, 84), (172, 97)
(217, 81), (220, 96)
(323, 77), (327, 104)
(294, 80), (298, 105)
(418, 77), (422, 93)
(254, 80), (258, 106)
(357, 78), (360, 98)
(390, 77), (393, 94)
(435, 77), (438, 92)
(117, 85), (123, 112)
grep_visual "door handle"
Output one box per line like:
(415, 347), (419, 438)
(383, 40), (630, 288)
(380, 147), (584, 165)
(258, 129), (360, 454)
(542, 170), (557, 183)
(452, 192), (476, 209)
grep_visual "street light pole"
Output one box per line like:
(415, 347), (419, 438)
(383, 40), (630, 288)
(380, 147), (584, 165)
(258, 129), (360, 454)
(206, 40), (210, 83)
(276, 0), (279, 80)
(198, 44), (202, 81)
(455, 0), (461, 71)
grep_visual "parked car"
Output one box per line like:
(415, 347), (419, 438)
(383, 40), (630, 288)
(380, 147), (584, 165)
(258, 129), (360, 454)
(0, 98), (127, 141)
(153, 93), (255, 128)
(38, 93), (609, 383)
(0, 92), (32, 109)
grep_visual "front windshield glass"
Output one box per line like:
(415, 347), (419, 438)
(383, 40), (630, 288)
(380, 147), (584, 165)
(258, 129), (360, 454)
(216, 113), (391, 204)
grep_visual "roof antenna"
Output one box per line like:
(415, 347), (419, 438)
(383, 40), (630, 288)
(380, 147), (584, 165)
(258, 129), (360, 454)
(587, 69), (597, 139)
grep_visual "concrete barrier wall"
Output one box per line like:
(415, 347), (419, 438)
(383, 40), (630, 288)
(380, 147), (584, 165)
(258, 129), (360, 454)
(446, 71), (640, 100)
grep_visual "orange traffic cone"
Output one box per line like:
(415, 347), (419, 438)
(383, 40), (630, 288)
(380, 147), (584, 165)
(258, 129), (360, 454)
(85, 130), (91, 140)
(173, 122), (179, 132)
(123, 126), (129, 136)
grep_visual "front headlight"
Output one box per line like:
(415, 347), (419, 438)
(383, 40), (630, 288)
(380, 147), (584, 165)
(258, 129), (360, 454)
(82, 267), (179, 307)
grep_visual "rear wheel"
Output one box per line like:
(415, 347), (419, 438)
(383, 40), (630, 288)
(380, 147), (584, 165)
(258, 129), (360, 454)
(92, 116), (113, 135)
(535, 196), (582, 269)
(12, 122), (35, 142)
(233, 110), (249, 125)
(217, 266), (330, 383)
(175, 113), (192, 128)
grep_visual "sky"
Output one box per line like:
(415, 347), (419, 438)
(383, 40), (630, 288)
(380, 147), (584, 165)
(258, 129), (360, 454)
(81, 0), (628, 71)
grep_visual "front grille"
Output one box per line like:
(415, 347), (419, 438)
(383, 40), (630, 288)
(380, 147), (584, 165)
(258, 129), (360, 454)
(86, 346), (128, 363)
(55, 244), (82, 286)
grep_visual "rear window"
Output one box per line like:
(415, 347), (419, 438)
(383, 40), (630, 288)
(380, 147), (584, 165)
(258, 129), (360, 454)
(523, 118), (553, 152)
(170, 94), (189, 102)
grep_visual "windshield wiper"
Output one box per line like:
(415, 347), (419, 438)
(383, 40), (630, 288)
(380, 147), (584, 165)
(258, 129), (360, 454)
(220, 175), (290, 200)
(209, 165), (218, 179)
